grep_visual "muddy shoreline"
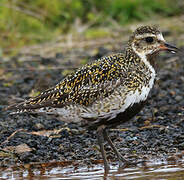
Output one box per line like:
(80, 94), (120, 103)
(0, 28), (184, 169)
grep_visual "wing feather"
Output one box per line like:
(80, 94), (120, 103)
(6, 53), (126, 113)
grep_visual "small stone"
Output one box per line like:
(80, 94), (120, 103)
(175, 95), (183, 102)
(167, 155), (177, 162)
(55, 53), (63, 59)
(15, 144), (32, 154)
(35, 123), (44, 130)
(178, 142), (184, 150)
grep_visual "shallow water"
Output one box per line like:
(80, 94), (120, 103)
(1, 160), (184, 180)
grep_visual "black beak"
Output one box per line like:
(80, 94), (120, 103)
(160, 42), (178, 53)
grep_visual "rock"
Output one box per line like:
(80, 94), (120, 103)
(175, 95), (183, 102)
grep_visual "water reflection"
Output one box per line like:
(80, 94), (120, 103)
(0, 159), (184, 179)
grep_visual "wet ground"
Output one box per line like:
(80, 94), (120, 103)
(1, 159), (184, 179)
(0, 21), (184, 178)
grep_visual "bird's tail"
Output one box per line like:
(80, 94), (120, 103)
(5, 100), (40, 114)
(5, 87), (63, 114)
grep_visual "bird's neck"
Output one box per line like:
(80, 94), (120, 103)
(124, 46), (156, 93)
(125, 46), (157, 70)
(146, 53), (158, 69)
(124, 46), (141, 63)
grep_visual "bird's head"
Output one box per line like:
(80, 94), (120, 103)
(129, 26), (178, 58)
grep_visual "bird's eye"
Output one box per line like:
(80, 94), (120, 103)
(145, 37), (154, 43)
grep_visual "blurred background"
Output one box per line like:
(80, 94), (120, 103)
(0, 0), (184, 57)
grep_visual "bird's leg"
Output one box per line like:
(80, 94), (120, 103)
(97, 125), (110, 173)
(103, 129), (132, 167)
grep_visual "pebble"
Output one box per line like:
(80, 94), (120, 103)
(175, 95), (183, 102)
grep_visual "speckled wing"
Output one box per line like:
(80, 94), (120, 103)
(7, 53), (127, 113)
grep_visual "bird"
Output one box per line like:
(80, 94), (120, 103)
(6, 26), (178, 173)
